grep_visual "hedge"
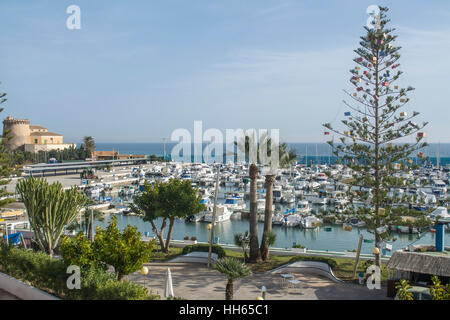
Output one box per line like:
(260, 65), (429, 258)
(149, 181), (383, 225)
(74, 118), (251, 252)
(288, 255), (338, 269)
(182, 244), (226, 259)
(0, 243), (159, 300)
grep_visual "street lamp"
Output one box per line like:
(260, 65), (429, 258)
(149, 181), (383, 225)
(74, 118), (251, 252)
(140, 266), (149, 288)
(261, 286), (267, 300)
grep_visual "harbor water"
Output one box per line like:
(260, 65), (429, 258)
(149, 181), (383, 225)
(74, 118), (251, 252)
(89, 142), (450, 255)
(96, 213), (447, 255)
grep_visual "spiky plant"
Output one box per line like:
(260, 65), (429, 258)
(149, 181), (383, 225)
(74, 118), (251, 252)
(215, 257), (252, 300)
(234, 230), (250, 263)
(16, 177), (87, 256)
(323, 6), (428, 266)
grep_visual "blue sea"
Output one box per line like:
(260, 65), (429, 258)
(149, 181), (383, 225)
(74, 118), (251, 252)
(94, 142), (450, 166)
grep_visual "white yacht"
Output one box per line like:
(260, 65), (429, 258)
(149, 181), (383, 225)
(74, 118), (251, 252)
(223, 197), (246, 211)
(300, 216), (323, 229)
(282, 193), (295, 204)
(272, 213), (285, 225)
(283, 214), (302, 227)
(203, 205), (233, 223)
(86, 185), (103, 197)
(273, 186), (283, 203)
(256, 198), (275, 213)
(296, 200), (311, 214)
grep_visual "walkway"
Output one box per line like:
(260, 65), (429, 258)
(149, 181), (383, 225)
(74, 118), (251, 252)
(0, 289), (19, 300)
(128, 262), (389, 300)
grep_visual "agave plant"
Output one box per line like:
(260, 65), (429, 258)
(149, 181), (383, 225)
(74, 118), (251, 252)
(16, 177), (87, 257)
(234, 231), (250, 263)
(215, 257), (252, 300)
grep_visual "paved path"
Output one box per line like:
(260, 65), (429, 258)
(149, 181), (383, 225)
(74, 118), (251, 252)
(0, 289), (19, 300)
(128, 262), (390, 300)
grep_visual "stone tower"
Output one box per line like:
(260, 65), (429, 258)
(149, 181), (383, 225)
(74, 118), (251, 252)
(2, 116), (31, 151)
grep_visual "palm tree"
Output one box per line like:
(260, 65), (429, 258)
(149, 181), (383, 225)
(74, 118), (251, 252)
(248, 163), (261, 263)
(234, 134), (297, 262)
(260, 230), (276, 260)
(82, 136), (95, 156)
(215, 257), (252, 300)
(260, 174), (275, 260)
(260, 142), (297, 261)
(279, 142), (298, 168)
(234, 231), (250, 263)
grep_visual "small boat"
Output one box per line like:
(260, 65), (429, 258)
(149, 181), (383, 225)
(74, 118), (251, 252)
(296, 200), (311, 214)
(283, 214), (302, 227)
(272, 213), (285, 225)
(185, 211), (207, 223)
(301, 216), (323, 229)
(343, 225), (353, 231)
(282, 193), (295, 204)
(273, 186), (283, 203)
(349, 217), (366, 227)
(203, 205), (233, 223)
(85, 186), (103, 197)
(199, 196), (210, 205)
(224, 197), (246, 211)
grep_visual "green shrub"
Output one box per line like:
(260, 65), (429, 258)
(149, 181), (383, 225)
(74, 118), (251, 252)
(65, 267), (159, 300)
(0, 243), (67, 296)
(59, 233), (104, 270)
(0, 244), (159, 300)
(182, 244), (226, 258)
(288, 255), (337, 269)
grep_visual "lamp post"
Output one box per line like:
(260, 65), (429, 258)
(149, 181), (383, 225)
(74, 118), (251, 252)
(208, 166), (220, 268)
(261, 286), (267, 300)
(140, 266), (149, 288)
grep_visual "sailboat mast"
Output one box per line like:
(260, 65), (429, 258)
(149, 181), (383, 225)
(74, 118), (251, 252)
(437, 142), (440, 169)
(305, 144), (308, 166)
(315, 143), (318, 165)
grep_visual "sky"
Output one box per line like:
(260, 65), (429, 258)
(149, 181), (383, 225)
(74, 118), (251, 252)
(0, 0), (449, 144)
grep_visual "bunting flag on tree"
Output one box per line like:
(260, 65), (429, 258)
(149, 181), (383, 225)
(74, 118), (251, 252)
(322, 6), (428, 268)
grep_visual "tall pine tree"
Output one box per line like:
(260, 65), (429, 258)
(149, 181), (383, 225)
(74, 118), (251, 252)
(0, 83), (16, 207)
(323, 7), (428, 267)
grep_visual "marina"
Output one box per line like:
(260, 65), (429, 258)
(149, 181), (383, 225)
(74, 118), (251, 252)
(6, 146), (450, 257)
(49, 153), (449, 256)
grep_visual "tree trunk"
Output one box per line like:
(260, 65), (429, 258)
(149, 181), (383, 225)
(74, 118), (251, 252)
(374, 43), (382, 268)
(249, 164), (261, 263)
(165, 217), (175, 253)
(260, 175), (275, 261)
(150, 218), (167, 253)
(225, 280), (234, 300)
(375, 233), (382, 267)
